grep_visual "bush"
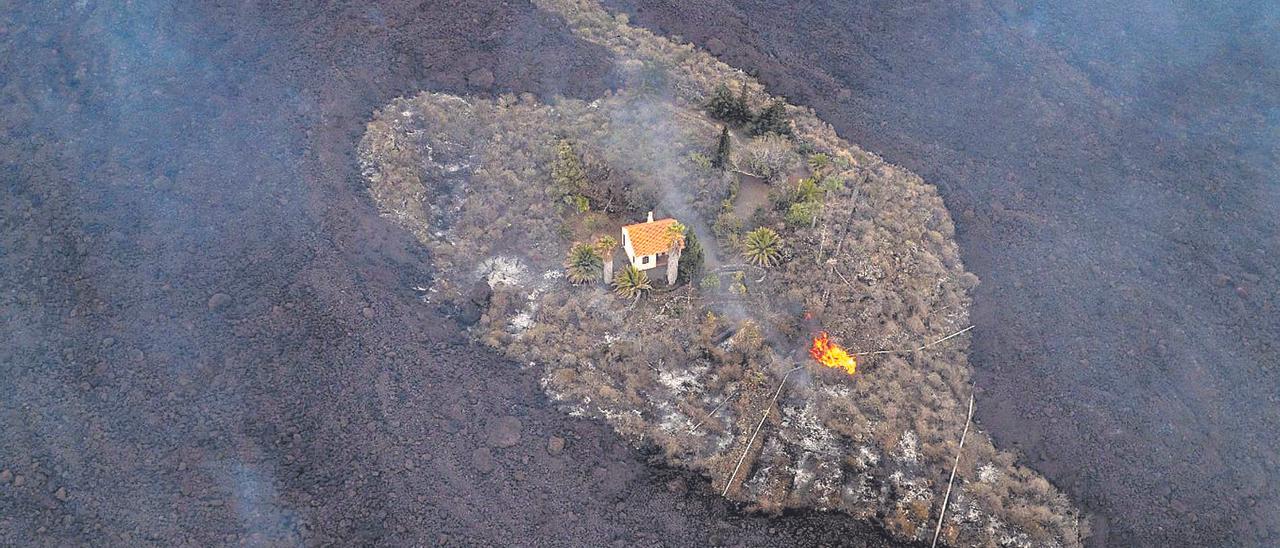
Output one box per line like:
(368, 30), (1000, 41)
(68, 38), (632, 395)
(706, 83), (750, 125)
(742, 227), (783, 267)
(699, 273), (721, 290)
(740, 134), (797, 183)
(785, 200), (821, 227)
(750, 101), (791, 137)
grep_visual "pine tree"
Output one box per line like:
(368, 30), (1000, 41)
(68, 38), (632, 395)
(706, 84), (738, 122)
(750, 101), (791, 137)
(713, 126), (732, 169)
(677, 230), (705, 284)
(707, 83), (752, 125)
(732, 83), (752, 125)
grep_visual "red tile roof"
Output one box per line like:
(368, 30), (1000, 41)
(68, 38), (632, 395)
(623, 218), (684, 257)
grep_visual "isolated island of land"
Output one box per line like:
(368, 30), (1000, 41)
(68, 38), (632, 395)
(359, 1), (1084, 546)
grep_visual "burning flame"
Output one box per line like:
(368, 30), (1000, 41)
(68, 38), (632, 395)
(810, 331), (857, 376)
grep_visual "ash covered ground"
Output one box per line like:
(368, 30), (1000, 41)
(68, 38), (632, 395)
(603, 0), (1280, 545)
(2, 0), (1277, 546)
(0, 1), (905, 545)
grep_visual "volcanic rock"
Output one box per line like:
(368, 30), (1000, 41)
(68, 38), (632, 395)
(207, 292), (232, 310)
(471, 448), (494, 473)
(547, 435), (566, 455)
(466, 67), (495, 89)
(485, 416), (522, 448)
(467, 279), (492, 306)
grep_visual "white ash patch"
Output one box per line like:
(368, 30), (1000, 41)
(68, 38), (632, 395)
(844, 471), (879, 506)
(947, 489), (986, 526)
(509, 311), (534, 332)
(977, 462), (1001, 483)
(888, 471), (934, 505)
(792, 455), (817, 492)
(853, 445), (880, 469)
(894, 430), (921, 464)
(780, 402), (837, 455)
(822, 384), (853, 401)
(657, 362), (707, 396)
(794, 453), (844, 509)
(476, 255), (527, 288)
(657, 411), (691, 434)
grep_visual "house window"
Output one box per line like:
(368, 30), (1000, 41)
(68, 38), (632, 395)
(641, 256), (650, 265)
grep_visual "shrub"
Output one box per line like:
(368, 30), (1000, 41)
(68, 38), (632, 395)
(706, 83), (750, 125)
(741, 134), (796, 183)
(564, 242), (602, 284)
(750, 100), (792, 137)
(551, 139), (588, 204)
(699, 273), (721, 290)
(612, 265), (652, 299)
(742, 227), (783, 267)
(785, 200), (821, 227)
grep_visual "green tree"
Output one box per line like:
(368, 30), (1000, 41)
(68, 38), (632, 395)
(706, 84), (736, 121)
(750, 101), (791, 137)
(707, 84), (750, 124)
(742, 227), (783, 267)
(734, 83), (752, 124)
(678, 230), (705, 284)
(551, 140), (589, 209)
(713, 126), (732, 169)
(595, 235), (618, 284)
(785, 200), (822, 228)
(564, 242), (602, 284)
(612, 265), (653, 299)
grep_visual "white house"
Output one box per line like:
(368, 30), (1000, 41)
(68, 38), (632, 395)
(621, 211), (684, 284)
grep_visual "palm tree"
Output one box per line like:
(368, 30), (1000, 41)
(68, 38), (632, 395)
(664, 222), (686, 285)
(564, 242), (602, 284)
(612, 265), (652, 299)
(742, 227), (783, 267)
(595, 235), (618, 284)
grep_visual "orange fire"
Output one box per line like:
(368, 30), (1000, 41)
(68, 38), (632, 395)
(809, 331), (857, 376)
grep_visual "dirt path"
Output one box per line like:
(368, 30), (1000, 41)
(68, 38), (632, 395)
(602, 0), (1280, 545)
(0, 1), (910, 545)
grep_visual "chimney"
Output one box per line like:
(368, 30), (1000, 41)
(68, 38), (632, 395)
(647, 211), (654, 222)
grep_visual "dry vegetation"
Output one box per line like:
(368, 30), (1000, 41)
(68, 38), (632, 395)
(358, 1), (1085, 545)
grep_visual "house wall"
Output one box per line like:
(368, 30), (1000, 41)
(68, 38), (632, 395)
(622, 229), (635, 262)
(633, 253), (660, 271)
